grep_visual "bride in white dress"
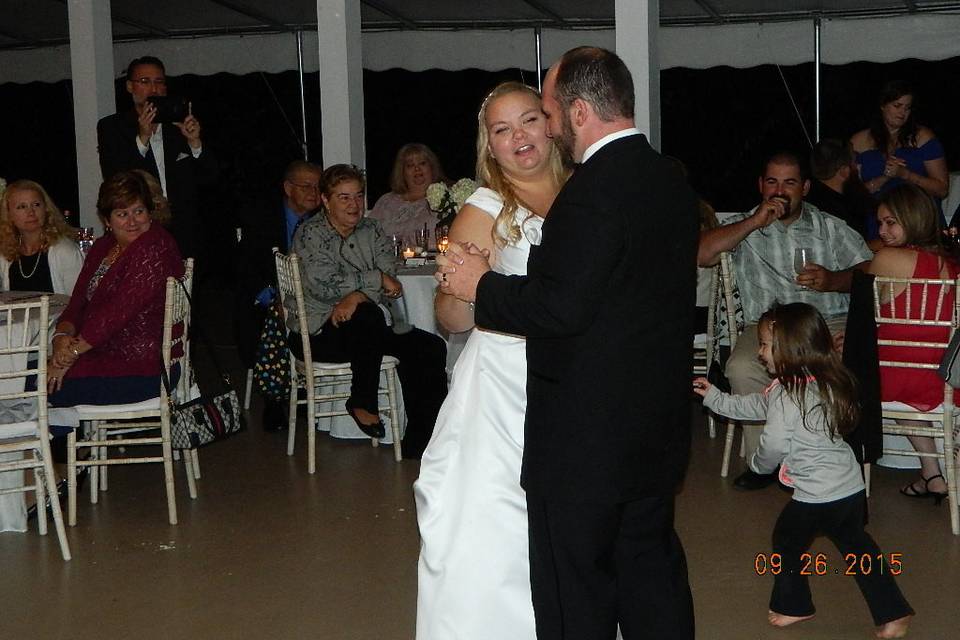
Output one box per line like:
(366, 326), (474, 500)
(414, 82), (567, 640)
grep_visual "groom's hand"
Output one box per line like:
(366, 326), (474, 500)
(436, 242), (491, 303)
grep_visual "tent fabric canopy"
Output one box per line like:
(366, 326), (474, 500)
(3, 2), (960, 84)
(5, 11), (960, 85)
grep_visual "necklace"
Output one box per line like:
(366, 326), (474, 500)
(17, 252), (42, 279)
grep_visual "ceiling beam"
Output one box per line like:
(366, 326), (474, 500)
(693, 0), (723, 23)
(0, 26), (42, 48)
(902, 0), (919, 11)
(518, 0), (568, 26)
(206, 0), (290, 31)
(361, 0), (420, 30)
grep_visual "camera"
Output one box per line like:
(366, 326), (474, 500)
(147, 95), (189, 124)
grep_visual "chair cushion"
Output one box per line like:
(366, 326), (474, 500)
(0, 420), (39, 439)
(881, 400), (960, 414)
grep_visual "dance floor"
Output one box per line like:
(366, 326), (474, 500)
(1, 355), (957, 639)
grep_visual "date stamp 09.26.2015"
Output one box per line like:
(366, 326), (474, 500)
(754, 552), (903, 577)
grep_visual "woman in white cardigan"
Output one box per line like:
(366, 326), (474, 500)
(0, 180), (83, 294)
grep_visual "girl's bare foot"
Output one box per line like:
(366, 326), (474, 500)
(876, 614), (912, 638)
(768, 610), (814, 627)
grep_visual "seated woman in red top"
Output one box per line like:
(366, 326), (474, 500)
(48, 170), (184, 407)
(868, 183), (959, 501)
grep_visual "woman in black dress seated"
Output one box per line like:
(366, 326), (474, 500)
(0, 180), (83, 294)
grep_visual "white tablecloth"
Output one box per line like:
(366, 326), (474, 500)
(0, 293), (68, 533)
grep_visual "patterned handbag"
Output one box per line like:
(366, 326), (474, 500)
(167, 389), (244, 450)
(253, 300), (291, 403)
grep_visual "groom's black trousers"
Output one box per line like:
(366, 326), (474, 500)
(526, 493), (695, 640)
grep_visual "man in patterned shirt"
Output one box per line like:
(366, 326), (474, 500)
(698, 150), (873, 490)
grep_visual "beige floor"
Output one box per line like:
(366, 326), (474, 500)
(1, 400), (957, 640)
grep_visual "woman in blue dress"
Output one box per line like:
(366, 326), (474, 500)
(851, 80), (949, 233)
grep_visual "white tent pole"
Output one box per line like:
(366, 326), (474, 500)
(317, 0), (366, 168)
(814, 16), (822, 143)
(296, 30), (309, 160)
(615, 0), (660, 149)
(534, 27), (543, 93)
(67, 0), (115, 229)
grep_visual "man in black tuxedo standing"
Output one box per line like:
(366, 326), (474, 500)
(439, 47), (697, 639)
(97, 56), (215, 259)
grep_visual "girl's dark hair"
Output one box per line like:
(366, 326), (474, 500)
(869, 80), (918, 154)
(759, 303), (860, 439)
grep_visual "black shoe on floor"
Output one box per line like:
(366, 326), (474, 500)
(733, 468), (778, 491)
(344, 397), (386, 439)
(262, 399), (288, 432)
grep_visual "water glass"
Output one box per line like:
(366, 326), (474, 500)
(435, 225), (450, 255)
(391, 234), (403, 258)
(79, 227), (95, 255)
(794, 247), (811, 288)
(415, 228), (428, 252)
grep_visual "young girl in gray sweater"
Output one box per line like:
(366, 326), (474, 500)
(694, 302), (913, 639)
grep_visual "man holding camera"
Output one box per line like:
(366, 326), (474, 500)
(97, 56), (214, 258)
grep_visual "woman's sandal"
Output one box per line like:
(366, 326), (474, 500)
(899, 473), (948, 504)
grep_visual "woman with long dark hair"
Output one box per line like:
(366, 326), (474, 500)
(851, 80), (948, 225)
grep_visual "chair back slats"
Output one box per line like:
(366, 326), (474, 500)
(872, 273), (960, 391)
(0, 297), (49, 404)
(161, 276), (192, 404)
(274, 250), (313, 364)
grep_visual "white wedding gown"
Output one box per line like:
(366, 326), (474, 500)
(414, 187), (540, 640)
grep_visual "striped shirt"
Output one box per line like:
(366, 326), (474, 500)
(724, 202), (873, 323)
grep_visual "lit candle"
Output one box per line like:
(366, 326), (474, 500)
(402, 247), (416, 259)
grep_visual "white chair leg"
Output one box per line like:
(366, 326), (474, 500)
(35, 459), (47, 536)
(161, 438), (178, 525)
(191, 448), (201, 479)
(707, 414), (717, 439)
(386, 368), (402, 462)
(89, 423), (99, 505)
(41, 438), (70, 560)
(99, 428), (108, 492)
(67, 429), (78, 527)
(182, 449), (198, 499)
(244, 368), (253, 411)
(307, 384), (317, 475)
(721, 421), (736, 478)
(739, 430), (746, 458)
(863, 462), (871, 498)
(286, 383), (298, 456)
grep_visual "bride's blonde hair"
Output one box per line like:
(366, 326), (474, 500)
(475, 82), (566, 246)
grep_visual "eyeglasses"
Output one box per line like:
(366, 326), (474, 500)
(288, 181), (321, 192)
(132, 78), (167, 87)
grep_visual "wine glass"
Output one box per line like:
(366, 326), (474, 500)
(794, 247), (811, 289)
(415, 228), (428, 253)
(435, 225), (450, 255)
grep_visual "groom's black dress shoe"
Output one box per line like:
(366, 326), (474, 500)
(733, 468), (778, 491)
(345, 398), (386, 439)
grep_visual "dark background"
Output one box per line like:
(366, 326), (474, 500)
(1, 56), (958, 281)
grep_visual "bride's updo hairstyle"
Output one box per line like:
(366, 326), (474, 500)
(475, 81), (565, 247)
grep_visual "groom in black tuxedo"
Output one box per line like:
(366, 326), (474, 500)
(439, 47), (698, 639)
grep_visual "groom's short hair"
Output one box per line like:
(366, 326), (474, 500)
(554, 47), (634, 122)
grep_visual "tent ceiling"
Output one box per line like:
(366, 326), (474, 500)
(2, 0), (960, 51)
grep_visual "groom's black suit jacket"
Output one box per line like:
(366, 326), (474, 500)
(475, 134), (699, 503)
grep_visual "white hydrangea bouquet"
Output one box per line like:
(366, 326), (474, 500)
(426, 178), (478, 227)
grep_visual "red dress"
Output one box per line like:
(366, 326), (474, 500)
(878, 249), (960, 410)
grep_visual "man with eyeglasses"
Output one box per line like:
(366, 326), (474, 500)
(97, 56), (215, 259)
(234, 160), (323, 431)
(698, 150), (872, 490)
